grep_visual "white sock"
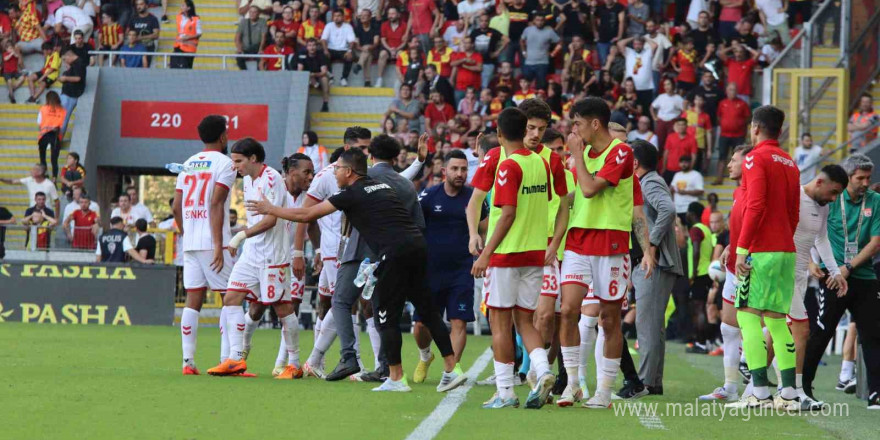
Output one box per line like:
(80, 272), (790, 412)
(181, 307), (199, 362)
(796, 374), (806, 399)
(308, 309), (336, 365)
(595, 326), (606, 382)
(561, 346), (580, 388)
(578, 315), (598, 380)
(352, 314), (364, 369)
(744, 379), (754, 397)
(494, 360), (515, 399)
(219, 306), (230, 362)
(529, 348), (551, 378)
(419, 346), (433, 362)
(224, 305), (246, 361)
(840, 360), (855, 382)
(243, 313), (259, 351)
(281, 313), (300, 368)
(753, 385), (771, 400)
(780, 386), (798, 399)
(772, 357), (782, 388)
(598, 357), (621, 399)
(367, 318), (381, 370)
(275, 331), (288, 367)
(720, 323), (741, 394)
(314, 316), (323, 344)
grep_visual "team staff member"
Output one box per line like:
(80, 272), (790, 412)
(631, 139), (684, 396)
(728, 105), (801, 410)
(411, 149), (488, 383)
(803, 154), (880, 410)
(248, 146), (466, 393)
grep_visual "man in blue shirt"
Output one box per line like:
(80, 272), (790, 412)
(120, 30), (148, 68)
(411, 149), (488, 384)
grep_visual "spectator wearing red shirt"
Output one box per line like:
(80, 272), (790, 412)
(424, 90), (455, 131)
(262, 30), (293, 71)
(450, 36), (482, 105)
(64, 194), (99, 249)
(661, 118), (698, 183)
(714, 82), (751, 183)
(719, 42), (759, 102)
(408, 0), (440, 50)
(378, 7), (409, 88)
(671, 37), (698, 92)
(270, 6), (300, 50)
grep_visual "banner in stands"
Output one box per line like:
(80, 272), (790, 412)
(120, 101), (269, 141)
(0, 262), (176, 326)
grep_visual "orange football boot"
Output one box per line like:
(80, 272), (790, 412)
(207, 358), (247, 376)
(275, 365), (304, 380)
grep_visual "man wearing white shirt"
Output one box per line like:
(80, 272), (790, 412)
(54, 5), (94, 44)
(616, 36), (657, 119)
(126, 186), (155, 225)
(794, 133), (823, 185)
(755, 0), (790, 45)
(0, 164), (59, 215)
(321, 9), (356, 86)
(110, 193), (144, 230)
(643, 19), (671, 95)
(457, 0), (490, 26)
(669, 155), (704, 222)
(628, 115), (659, 148)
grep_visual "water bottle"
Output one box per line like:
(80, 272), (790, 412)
(165, 163), (193, 174)
(354, 258), (371, 288)
(362, 270), (378, 300)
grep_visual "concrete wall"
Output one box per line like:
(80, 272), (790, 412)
(76, 68), (311, 197)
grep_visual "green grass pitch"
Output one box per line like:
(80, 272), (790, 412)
(2, 322), (874, 439)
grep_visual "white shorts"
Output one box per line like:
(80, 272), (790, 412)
(541, 260), (561, 298)
(227, 259), (292, 305)
(290, 269), (305, 301)
(788, 270), (809, 322)
(560, 251), (629, 303)
(318, 258), (339, 297)
(483, 266), (542, 311)
(183, 250), (233, 292)
(722, 270), (737, 305)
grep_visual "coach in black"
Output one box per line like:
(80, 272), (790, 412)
(247, 147), (466, 393)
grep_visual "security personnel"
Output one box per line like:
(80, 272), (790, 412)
(97, 216), (154, 264)
(171, 0), (201, 69)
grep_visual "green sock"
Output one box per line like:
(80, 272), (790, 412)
(765, 316), (796, 388)
(737, 310), (769, 386)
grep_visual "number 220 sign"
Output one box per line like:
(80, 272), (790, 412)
(120, 101), (269, 141)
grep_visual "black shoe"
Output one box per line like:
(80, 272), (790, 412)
(320, 102), (329, 112)
(325, 358), (361, 381)
(616, 380), (649, 400)
(358, 368), (388, 383)
(26, 96), (36, 103)
(364, 80), (371, 87)
(739, 361), (752, 383)
(645, 385), (663, 396)
(844, 378), (857, 394)
(868, 392), (880, 410)
(552, 369), (568, 396)
(352, 63), (362, 75)
(686, 344), (709, 354)
(162, 14), (169, 23)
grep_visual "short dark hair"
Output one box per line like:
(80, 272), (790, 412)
(751, 105), (785, 139)
(231, 137), (266, 162)
(229, 208), (237, 215)
(801, 132), (812, 139)
(81, 193), (91, 201)
(820, 164), (849, 188)
(687, 201), (705, 218)
(41, 42), (53, 51)
(110, 216), (124, 226)
(135, 218), (148, 232)
(343, 126), (372, 145)
(282, 152), (312, 173)
(497, 108), (528, 142)
(369, 134), (403, 160)
(34, 191), (46, 199)
(119, 193), (131, 201)
(631, 140), (658, 171)
(673, 117), (688, 125)
(519, 98), (552, 123)
(445, 149), (468, 164)
(332, 7), (343, 15)
(679, 154), (693, 162)
(733, 144), (753, 156)
(569, 97), (611, 126)
(68, 151), (80, 164)
(198, 115), (228, 144)
(496, 86), (511, 95)
(339, 148), (368, 176)
(329, 147), (344, 163)
(541, 127), (564, 145)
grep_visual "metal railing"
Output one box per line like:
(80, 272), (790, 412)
(2, 223), (177, 263)
(88, 50), (284, 70)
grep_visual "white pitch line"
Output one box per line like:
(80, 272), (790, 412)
(405, 347), (494, 440)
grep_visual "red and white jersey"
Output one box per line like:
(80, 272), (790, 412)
(286, 190), (306, 260)
(306, 163), (343, 259)
(242, 165), (290, 266)
(175, 150), (236, 252)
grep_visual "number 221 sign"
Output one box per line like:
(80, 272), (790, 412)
(120, 101), (269, 141)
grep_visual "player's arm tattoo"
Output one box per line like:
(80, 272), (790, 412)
(633, 213), (650, 254)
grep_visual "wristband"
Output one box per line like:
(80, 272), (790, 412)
(229, 231), (247, 249)
(293, 250), (305, 258)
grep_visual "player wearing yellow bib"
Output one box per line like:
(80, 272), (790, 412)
(472, 108), (556, 409)
(557, 97), (655, 409)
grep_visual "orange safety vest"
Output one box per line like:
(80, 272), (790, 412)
(298, 145), (329, 168)
(38, 105), (66, 139)
(175, 14), (200, 53)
